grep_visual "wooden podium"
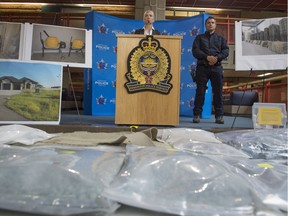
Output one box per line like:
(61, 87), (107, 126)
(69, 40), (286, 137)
(115, 34), (182, 126)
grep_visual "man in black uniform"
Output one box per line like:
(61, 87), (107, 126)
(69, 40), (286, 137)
(192, 16), (229, 124)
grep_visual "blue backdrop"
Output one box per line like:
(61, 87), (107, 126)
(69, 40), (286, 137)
(84, 11), (212, 118)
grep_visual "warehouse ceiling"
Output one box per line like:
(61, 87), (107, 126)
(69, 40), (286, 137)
(0, 0), (287, 13)
(0, 0), (286, 78)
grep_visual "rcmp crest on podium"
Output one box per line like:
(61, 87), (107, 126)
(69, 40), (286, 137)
(125, 35), (172, 94)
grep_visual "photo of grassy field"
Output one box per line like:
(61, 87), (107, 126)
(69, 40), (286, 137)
(6, 88), (60, 121)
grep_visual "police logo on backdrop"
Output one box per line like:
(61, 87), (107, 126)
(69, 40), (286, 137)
(97, 59), (108, 69)
(98, 24), (109, 34)
(96, 95), (106, 105)
(190, 26), (200, 36)
(125, 36), (172, 94)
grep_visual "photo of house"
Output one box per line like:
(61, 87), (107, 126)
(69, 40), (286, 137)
(0, 76), (40, 91)
(0, 61), (62, 124)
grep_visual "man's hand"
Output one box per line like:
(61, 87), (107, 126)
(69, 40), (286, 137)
(207, 56), (218, 65)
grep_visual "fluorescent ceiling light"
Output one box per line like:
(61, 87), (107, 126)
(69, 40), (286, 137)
(257, 73), (273, 77)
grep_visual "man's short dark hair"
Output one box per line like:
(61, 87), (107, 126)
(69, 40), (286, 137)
(205, 16), (216, 24)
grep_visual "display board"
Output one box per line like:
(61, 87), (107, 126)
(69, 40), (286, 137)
(0, 22), (24, 61)
(24, 23), (92, 68)
(0, 61), (62, 125)
(235, 17), (287, 71)
(0, 21), (92, 68)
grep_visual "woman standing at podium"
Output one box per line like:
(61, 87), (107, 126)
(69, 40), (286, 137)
(135, 10), (160, 35)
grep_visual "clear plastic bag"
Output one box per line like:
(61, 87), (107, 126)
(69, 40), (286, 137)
(158, 128), (223, 145)
(0, 145), (125, 215)
(219, 156), (288, 212)
(104, 145), (263, 216)
(215, 128), (288, 160)
(172, 141), (249, 158)
(0, 124), (58, 145)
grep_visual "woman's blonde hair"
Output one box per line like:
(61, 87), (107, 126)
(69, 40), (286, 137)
(143, 10), (154, 20)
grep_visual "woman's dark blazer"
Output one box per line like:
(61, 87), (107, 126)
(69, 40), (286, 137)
(134, 28), (161, 35)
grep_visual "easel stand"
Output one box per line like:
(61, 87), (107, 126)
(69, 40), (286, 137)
(66, 64), (82, 124)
